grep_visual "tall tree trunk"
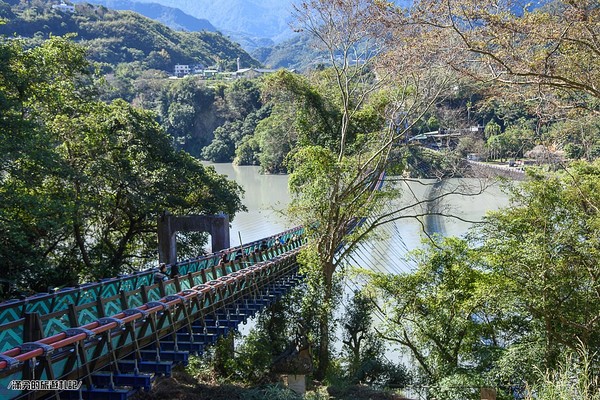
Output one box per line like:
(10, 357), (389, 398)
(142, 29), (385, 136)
(316, 306), (330, 380)
(315, 263), (334, 380)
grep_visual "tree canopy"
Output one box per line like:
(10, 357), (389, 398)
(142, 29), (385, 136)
(366, 161), (600, 397)
(0, 36), (244, 295)
(405, 0), (600, 114)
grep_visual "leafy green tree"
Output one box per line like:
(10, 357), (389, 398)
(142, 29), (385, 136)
(255, 111), (297, 172)
(366, 238), (498, 382)
(484, 121), (501, 140)
(365, 235), (543, 399)
(202, 105), (270, 165)
(0, 36), (93, 291)
(502, 120), (535, 159)
(50, 99), (244, 279)
(254, 70), (341, 172)
(485, 119), (533, 161)
(166, 101), (196, 143)
(159, 77), (222, 156)
(455, 135), (485, 159)
(224, 78), (262, 120)
(564, 143), (585, 160)
(478, 163), (600, 369)
(342, 290), (384, 383)
(341, 290), (411, 388)
(130, 68), (170, 110)
(288, 0), (459, 379)
(0, 37), (244, 293)
(234, 135), (260, 166)
(486, 134), (507, 161)
(202, 123), (236, 162)
(144, 48), (170, 70)
(100, 61), (146, 102)
(202, 106), (270, 164)
(546, 114), (600, 161)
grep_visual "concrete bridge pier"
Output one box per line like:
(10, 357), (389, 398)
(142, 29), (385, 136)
(158, 211), (230, 265)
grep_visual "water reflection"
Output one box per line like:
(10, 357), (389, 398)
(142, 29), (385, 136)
(353, 177), (509, 274)
(207, 163), (510, 267)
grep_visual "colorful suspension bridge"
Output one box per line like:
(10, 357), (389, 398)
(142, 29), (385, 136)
(0, 227), (305, 400)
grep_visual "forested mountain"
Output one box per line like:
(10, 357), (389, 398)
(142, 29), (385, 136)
(71, 0), (217, 32)
(251, 32), (317, 71)
(107, 0), (415, 51)
(130, 0), (299, 48)
(0, 0), (259, 72)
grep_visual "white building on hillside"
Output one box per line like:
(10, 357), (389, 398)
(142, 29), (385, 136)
(52, 2), (75, 13)
(174, 64), (191, 77)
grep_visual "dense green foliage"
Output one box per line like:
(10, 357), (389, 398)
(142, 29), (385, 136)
(367, 162), (600, 398)
(201, 79), (265, 162)
(480, 163), (600, 365)
(2, 1), (600, 397)
(104, 73), (265, 160)
(216, 291), (305, 383)
(0, 36), (244, 295)
(366, 238), (498, 397)
(0, 0), (258, 73)
(341, 291), (411, 387)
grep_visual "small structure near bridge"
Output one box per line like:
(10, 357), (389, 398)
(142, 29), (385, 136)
(273, 319), (313, 395)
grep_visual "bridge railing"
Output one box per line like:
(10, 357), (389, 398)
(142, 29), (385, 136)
(0, 233), (305, 399)
(0, 227), (304, 354)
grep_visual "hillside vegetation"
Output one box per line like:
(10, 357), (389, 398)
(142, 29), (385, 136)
(0, 0), (259, 72)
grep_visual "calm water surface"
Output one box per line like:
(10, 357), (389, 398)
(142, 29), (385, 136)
(208, 163), (510, 271)
(206, 163), (292, 245)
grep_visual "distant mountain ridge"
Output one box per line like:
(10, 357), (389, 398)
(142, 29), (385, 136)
(70, 0), (217, 32)
(65, 1), (419, 53)
(118, 0), (300, 49)
(121, 0), (417, 51)
(250, 0), (550, 71)
(0, 0), (260, 72)
(65, 0), (544, 55)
